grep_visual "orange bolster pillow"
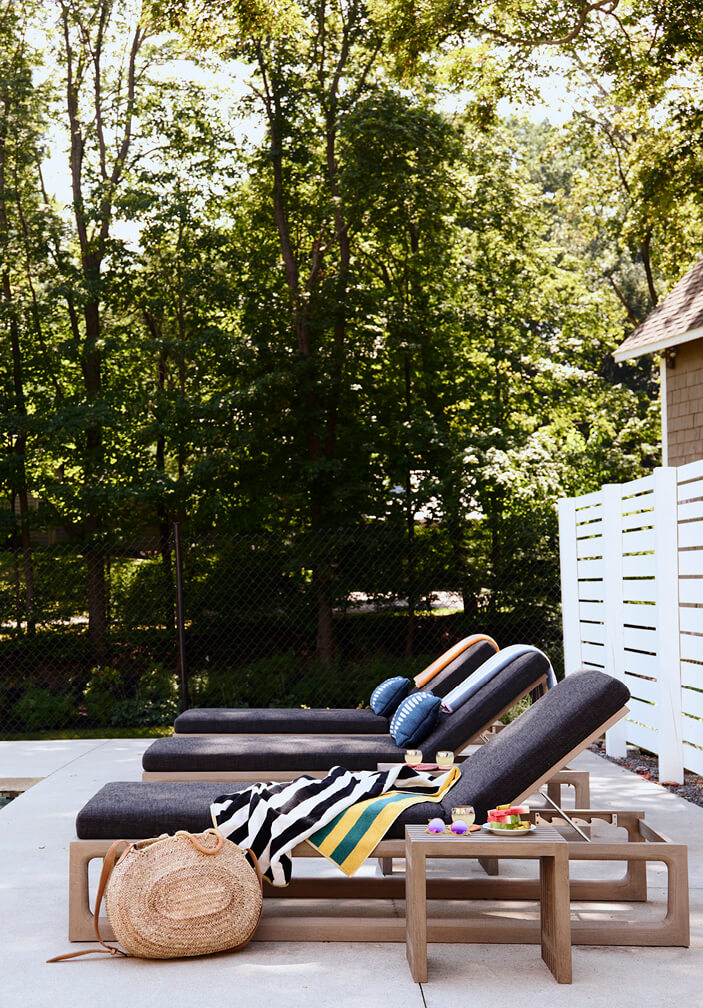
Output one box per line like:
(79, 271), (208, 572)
(413, 633), (499, 689)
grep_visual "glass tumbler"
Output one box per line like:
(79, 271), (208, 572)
(451, 805), (475, 828)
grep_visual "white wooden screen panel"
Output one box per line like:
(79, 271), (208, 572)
(678, 499), (703, 521)
(621, 528), (656, 553)
(622, 651), (659, 676)
(622, 554), (656, 578)
(579, 621), (605, 645)
(679, 551), (703, 576)
(624, 673), (658, 704)
(559, 461), (703, 781)
(622, 579), (656, 602)
(577, 536), (604, 559)
(679, 580), (703, 604)
(682, 743), (703, 776)
(680, 608), (703, 634)
(681, 716), (703, 750)
(681, 687), (703, 719)
(681, 661), (703, 688)
(626, 720), (658, 752)
(623, 626), (657, 652)
(581, 642), (606, 666)
(681, 635), (703, 663)
(579, 601), (604, 621)
(622, 474), (655, 496)
(622, 602), (656, 625)
(622, 510), (655, 531)
(577, 558), (604, 580)
(679, 521), (703, 549)
(628, 697), (658, 727)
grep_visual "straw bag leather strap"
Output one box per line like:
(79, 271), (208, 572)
(47, 839), (131, 962)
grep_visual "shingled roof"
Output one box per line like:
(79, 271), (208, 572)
(614, 255), (703, 362)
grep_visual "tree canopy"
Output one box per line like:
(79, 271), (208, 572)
(1, 0), (692, 667)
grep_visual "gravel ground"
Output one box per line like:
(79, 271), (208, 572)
(590, 741), (703, 809)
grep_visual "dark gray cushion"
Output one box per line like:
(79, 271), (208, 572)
(77, 669), (629, 841)
(174, 707), (389, 735)
(146, 650), (552, 773)
(435, 667), (630, 825)
(76, 781), (231, 839)
(142, 734), (403, 773)
(174, 640), (498, 735)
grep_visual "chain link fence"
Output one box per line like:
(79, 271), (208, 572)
(0, 514), (563, 736)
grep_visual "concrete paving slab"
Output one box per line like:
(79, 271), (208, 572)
(0, 738), (106, 781)
(0, 739), (701, 1007)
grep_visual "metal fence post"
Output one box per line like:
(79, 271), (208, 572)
(654, 466), (683, 784)
(173, 522), (189, 713)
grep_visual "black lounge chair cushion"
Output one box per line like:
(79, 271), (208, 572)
(145, 648), (552, 773)
(77, 669), (630, 841)
(431, 666), (630, 829)
(76, 781), (231, 839)
(143, 734), (402, 772)
(175, 707), (389, 735)
(173, 639), (499, 734)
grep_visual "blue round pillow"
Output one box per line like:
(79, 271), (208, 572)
(370, 676), (412, 716)
(390, 691), (442, 748)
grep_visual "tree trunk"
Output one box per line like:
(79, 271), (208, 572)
(314, 571), (336, 668)
(4, 270), (36, 634)
(82, 281), (107, 654)
(86, 542), (107, 655)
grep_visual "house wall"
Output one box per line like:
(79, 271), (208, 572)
(667, 336), (703, 466)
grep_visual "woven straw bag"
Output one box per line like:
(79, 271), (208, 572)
(49, 828), (263, 962)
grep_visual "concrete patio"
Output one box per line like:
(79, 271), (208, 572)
(1, 738), (701, 1008)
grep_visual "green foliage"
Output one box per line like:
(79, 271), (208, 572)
(2, 0), (697, 736)
(12, 687), (76, 731)
(189, 651), (435, 709)
(83, 663), (179, 726)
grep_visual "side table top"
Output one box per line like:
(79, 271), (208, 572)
(405, 822), (567, 853)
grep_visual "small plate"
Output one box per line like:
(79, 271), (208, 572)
(481, 823), (536, 836)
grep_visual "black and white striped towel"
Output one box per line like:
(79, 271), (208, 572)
(210, 764), (452, 886)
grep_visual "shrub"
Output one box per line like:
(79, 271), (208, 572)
(134, 665), (179, 725)
(83, 664), (179, 727)
(188, 651), (436, 710)
(12, 686), (76, 731)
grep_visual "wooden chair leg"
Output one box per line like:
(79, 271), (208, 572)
(68, 841), (116, 942)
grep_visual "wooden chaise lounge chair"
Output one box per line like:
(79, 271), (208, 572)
(142, 647), (552, 782)
(174, 634), (499, 736)
(68, 668), (689, 950)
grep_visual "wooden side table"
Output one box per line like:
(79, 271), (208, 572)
(405, 823), (572, 984)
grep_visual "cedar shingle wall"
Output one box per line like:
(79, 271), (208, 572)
(667, 337), (703, 466)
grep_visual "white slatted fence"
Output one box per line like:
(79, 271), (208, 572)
(559, 460), (703, 784)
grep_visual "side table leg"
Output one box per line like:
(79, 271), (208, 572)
(539, 849), (572, 983)
(406, 844), (428, 982)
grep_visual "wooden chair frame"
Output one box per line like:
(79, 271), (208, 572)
(67, 807), (688, 948)
(144, 674), (549, 782)
(69, 704), (681, 952)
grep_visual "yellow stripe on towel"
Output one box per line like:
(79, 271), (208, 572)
(414, 633), (499, 688)
(308, 766), (460, 876)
